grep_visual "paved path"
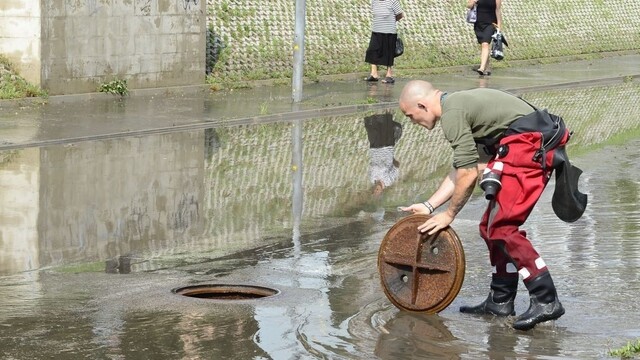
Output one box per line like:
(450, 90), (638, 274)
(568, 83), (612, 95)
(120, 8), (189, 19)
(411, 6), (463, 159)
(1, 53), (639, 150)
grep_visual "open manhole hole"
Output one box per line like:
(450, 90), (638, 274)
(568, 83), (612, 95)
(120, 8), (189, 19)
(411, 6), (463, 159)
(172, 284), (279, 300)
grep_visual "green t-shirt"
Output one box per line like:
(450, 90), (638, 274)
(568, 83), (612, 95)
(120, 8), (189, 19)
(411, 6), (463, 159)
(440, 88), (535, 168)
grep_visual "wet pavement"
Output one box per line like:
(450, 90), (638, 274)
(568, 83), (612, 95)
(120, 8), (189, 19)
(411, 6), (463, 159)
(1, 52), (639, 150)
(1, 135), (639, 359)
(0, 53), (640, 359)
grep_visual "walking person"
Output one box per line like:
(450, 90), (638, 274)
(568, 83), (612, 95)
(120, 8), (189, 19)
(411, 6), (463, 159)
(397, 80), (586, 330)
(364, 0), (404, 84)
(468, 0), (502, 76)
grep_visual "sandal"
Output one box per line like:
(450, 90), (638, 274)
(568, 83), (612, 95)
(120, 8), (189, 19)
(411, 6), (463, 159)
(476, 69), (491, 76)
(364, 75), (379, 82)
(382, 77), (395, 84)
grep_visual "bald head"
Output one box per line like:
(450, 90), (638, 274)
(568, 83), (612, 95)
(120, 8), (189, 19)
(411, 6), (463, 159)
(398, 80), (442, 129)
(399, 80), (437, 107)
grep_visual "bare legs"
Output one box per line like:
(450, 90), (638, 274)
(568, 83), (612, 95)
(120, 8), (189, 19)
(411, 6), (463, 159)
(369, 65), (393, 79)
(370, 64), (379, 79)
(478, 42), (491, 74)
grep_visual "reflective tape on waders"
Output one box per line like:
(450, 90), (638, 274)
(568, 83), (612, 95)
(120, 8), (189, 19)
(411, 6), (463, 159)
(378, 214), (465, 313)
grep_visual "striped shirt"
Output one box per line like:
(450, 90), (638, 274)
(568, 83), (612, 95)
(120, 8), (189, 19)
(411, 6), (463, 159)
(369, 147), (399, 187)
(371, 0), (403, 34)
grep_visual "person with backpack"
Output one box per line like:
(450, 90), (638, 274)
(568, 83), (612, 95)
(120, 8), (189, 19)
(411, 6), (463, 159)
(397, 80), (587, 330)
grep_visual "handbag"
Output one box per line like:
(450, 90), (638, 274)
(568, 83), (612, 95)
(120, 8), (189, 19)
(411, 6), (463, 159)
(466, 5), (477, 24)
(490, 29), (508, 60)
(394, 36), (404, 57)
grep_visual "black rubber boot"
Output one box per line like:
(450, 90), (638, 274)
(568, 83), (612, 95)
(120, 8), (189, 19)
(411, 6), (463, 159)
(512, 272), (565, 331)
(460, 276), (518, 316)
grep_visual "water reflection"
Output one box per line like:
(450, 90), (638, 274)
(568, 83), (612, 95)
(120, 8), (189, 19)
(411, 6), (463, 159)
(0, 148), (40, 272)
(0, 132), (205, 275)
(375, 312), (463, 359)
(364, 112), (402, 197)
(0, 104), (639, 359)
(367, 83), (393, 103)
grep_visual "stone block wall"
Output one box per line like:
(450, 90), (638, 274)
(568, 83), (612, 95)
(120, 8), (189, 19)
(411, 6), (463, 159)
(207, 0), (640, 81)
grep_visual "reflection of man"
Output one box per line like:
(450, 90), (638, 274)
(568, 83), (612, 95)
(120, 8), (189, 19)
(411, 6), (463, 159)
(398, 80), (586, 331)
(374, 312), (465, 358)
(364, 112), (402, 196)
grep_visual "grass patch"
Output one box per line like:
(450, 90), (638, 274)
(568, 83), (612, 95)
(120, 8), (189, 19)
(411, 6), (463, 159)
(0, 54), (47, 99)
(54, 261), (105, 274)
(609, 339), (640, 358)
(568, 125), (640, 158)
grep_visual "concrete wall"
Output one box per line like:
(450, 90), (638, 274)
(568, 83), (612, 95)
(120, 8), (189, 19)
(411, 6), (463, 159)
(3, 0), (640, 94)
(0, 0), (41, 85)
(41, 0), (206, 95)
(0, 0), (206, 95)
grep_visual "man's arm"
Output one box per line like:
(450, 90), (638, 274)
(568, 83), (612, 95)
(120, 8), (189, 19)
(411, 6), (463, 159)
(428, 169), (456, 209)
(445, 167), (478, 218)
(426, 161), (487, 211)
(418, 166), (479, 235)
(398, 169), (455, 215)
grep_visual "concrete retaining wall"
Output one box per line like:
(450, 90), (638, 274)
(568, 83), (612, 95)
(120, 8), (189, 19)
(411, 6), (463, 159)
(207, 0), (640, 81)
(0, 0), (206, 95)
(0, 0), (41, 85)
(2, 0), (640, 94)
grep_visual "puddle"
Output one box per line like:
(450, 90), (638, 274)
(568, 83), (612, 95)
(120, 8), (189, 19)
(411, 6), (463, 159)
(1, 87), (640, 358)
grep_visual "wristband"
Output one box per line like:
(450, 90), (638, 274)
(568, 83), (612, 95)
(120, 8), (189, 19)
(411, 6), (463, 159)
(423, 201), (434, 214)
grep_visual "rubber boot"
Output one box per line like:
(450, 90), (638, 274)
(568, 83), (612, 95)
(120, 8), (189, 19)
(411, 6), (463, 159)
(460, 276), (518, 316)
(512, 272), (565, 331)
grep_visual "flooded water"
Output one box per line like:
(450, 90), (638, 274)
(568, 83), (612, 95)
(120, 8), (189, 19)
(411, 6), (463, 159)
(1, 101), (640, 359)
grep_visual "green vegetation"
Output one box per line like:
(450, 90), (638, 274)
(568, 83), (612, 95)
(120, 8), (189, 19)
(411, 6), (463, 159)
(609, 339), (640, 359)
(98, 78), (129, 96)
(0, 54), (46, 99)
(54, 261), (105, 274)
(203, 0), (640, 87)
(567, 124), (640, 158)
(259, 101), (269, 115)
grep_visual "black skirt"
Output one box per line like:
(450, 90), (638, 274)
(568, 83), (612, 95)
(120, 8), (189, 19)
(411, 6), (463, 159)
(365, 32), (397, 67)
(474, 23), (496, 44)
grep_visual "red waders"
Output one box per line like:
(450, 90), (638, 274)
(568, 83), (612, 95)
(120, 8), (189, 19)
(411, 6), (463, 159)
(479, 130), (569, 283)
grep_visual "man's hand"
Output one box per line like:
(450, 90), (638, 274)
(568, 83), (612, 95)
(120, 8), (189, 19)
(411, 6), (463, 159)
(398, 203), (430, 214)
(417, 211), (454, 235)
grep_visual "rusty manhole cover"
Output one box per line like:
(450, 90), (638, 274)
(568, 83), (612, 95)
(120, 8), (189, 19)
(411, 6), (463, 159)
(172, 284), (279, 300)
(378, 214), (465, 313)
